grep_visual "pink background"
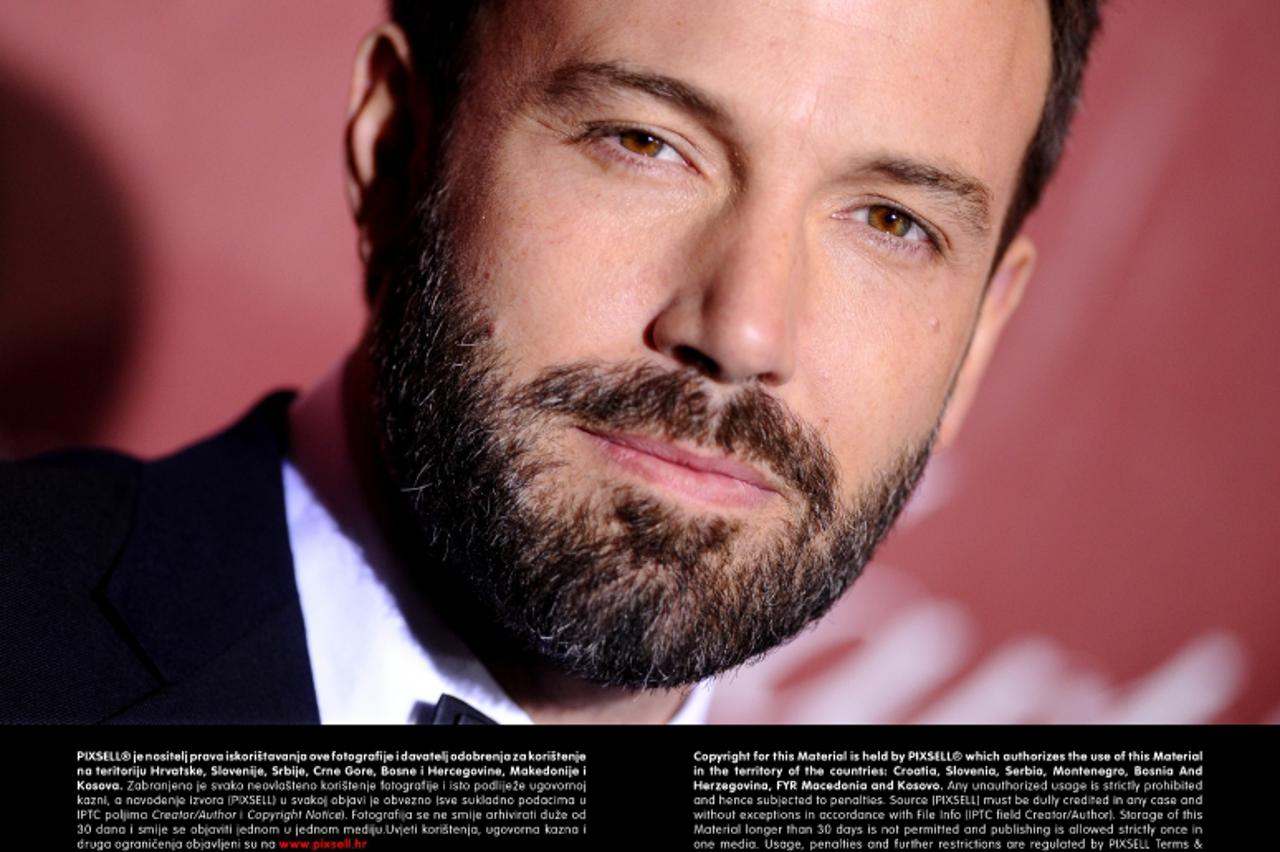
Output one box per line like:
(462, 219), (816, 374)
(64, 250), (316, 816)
(2, 1), (1276, 723)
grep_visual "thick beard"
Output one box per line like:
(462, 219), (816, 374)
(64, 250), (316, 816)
(370, 184), (936, 690)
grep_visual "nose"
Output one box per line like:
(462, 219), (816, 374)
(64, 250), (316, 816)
(649, 200), (802, 386)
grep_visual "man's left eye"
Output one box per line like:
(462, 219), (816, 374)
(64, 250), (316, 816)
(855, 204), (931, 242)
(615, 129), (682, 162)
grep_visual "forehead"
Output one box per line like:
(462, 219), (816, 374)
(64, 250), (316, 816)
(472, 0), (1051, 214)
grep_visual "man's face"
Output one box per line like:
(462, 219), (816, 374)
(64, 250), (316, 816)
(369, 0), (1051, 688)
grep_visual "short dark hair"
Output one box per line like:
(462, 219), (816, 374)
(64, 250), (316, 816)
(1000, 0), (1104, 262)
(389, 0), (1103, 265)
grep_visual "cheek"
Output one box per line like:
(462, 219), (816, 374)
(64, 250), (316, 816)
(455, 148), (698, 377)
(795, 262), (976, 486)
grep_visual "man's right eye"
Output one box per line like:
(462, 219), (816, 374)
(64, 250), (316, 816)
(611, 128), (683, 163)
(617, 129), (668, 158)
(578, 123), (692, 171)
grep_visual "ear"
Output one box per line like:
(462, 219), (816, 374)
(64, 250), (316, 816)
(345, 24), (428, 285)
(934, 234), (1036, 452)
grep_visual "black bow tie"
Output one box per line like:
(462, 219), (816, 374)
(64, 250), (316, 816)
(411, 694), (499, 725)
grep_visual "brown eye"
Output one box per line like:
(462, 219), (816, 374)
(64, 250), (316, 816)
(618, 130), (666, 157)
(866, 205), (913, 238)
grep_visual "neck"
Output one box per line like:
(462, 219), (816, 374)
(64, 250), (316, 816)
(288, 346), (692, 725)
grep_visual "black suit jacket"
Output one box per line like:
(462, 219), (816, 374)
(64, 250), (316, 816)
(0, 393), (320, 723)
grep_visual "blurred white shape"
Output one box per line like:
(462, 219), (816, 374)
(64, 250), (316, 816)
(709, 563), (1257, 725)
(709, 564), (936, 723)
(1100, 630), (1247, 724)
(784, 600), (972, 724)
(1039, 669), (1115, 725)
(915, 636), (1067, 724)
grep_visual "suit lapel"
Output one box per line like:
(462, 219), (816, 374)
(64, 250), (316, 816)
(102, 392), (319, 723)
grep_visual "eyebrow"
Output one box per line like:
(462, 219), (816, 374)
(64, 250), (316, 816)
(857, 157), (994, 242)
(536, 60), (732, 128)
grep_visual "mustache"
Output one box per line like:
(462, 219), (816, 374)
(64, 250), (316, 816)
(511, 361), (838, 522)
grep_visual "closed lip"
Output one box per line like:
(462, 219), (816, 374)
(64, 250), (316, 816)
(578, 427), (780, 498)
